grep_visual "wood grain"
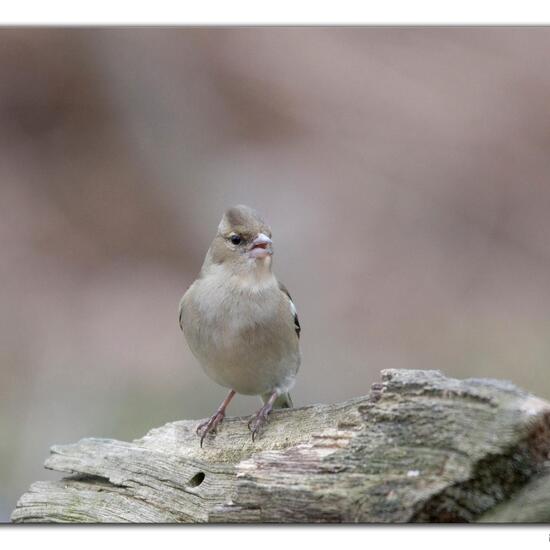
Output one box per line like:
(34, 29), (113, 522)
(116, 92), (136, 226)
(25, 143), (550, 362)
(11, 369), (550, 523)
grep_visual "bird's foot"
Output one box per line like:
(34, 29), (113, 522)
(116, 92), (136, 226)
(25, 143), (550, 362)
(248, 401), (274, 442)
(196, 389), (236, 448)
(196, 411), (225, 447)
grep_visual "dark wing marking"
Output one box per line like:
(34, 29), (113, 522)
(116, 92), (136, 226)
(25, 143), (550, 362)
(178, 301), (184, 332)
(278, 281), (301, 339)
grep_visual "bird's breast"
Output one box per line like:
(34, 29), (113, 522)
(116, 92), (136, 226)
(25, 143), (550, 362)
(181, 274), (299, 394)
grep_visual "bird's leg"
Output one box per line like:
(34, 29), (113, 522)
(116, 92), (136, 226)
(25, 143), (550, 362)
(196, 389), (236, 447)
(248, 390), (279, 442)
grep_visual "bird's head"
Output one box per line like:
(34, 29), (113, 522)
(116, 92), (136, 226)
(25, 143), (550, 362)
(205, 205), (274, 276)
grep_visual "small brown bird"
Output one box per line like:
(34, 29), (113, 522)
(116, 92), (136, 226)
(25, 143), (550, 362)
(179, 205), (301, 445)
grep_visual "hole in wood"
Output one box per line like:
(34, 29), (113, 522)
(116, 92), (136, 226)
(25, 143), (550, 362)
(188, 471), (205, 487)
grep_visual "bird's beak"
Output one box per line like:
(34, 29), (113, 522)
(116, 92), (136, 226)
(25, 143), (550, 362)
(249, 233), (273, 259)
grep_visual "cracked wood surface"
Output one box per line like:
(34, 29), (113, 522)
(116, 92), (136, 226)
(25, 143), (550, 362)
(11, 369), (550, 523)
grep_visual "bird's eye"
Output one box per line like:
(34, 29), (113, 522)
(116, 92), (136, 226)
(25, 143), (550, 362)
(230, 234), (242, 245)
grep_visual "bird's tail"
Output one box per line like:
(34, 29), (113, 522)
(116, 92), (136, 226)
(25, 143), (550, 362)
(262, 392), (293, 409)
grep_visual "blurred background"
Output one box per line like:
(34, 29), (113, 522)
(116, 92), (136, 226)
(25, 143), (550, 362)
(2, 27), (550, 521)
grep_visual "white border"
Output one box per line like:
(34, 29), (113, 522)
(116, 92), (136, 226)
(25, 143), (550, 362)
(2, 0), (550, 25)
(2, 525), (550, 549)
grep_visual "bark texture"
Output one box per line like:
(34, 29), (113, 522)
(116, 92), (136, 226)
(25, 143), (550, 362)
(11, 369), (550, 523)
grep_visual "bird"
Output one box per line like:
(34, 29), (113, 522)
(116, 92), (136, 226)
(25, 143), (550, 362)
(178, 204), (301, 445)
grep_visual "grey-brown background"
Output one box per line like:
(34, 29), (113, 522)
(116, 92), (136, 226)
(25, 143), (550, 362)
(2, 27), (550, 521)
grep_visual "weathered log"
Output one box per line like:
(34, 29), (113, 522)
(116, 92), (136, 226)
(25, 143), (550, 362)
(11, 369), (550, 523)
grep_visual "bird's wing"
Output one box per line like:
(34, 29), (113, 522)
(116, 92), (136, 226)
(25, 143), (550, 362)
(278, 281), (301, 339)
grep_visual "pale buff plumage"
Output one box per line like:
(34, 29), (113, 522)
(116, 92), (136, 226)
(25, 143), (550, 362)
(179, 205), (301, 443)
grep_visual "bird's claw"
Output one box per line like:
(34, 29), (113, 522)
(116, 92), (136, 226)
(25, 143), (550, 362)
(196, 411), (225, 447)
(247, 406), (272, 442)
